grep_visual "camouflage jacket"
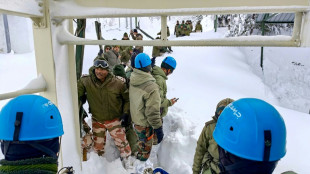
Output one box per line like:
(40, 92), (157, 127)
(78, 67), (129, 122)
(129, 69), (162, 129)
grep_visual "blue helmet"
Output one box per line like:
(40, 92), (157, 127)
(0, 94), (64, 141)
(162, 56), (177, 69)
(213, 98), (286, 162)
(135, 53), (151, 68)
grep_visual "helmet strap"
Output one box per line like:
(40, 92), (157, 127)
(2, 141), (11, 156)
(13, 112), (23, 141)
(263, 130), (272, 161)
(27, 142), (58, 159)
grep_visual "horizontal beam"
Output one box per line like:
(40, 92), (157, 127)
(75, 0), (309, 9)
(59, 36), (300, 47)
(0, 88), (46, 101)
(53, 6), (310, 19)
(0, 0), (43, 18)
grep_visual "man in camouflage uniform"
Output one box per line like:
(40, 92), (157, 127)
(157, 26), (170, 37)
(120, 46), (133, 65)
(195, 20), (203, 32)
(120, 32), (130, 52)
(78, 59), (132, 168)
(129, 53), (163, 161)
(130, 29), (139, 40)
(174, 21), (180, 36)
(192, 98), (234, 174)
(104, 45), (121, 69)
(135, 33), (144, 53)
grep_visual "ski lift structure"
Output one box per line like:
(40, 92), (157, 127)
(0, 0), (310, 172)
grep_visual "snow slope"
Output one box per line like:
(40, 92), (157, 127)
(1, 16), (310, 174)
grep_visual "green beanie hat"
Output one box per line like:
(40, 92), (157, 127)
(113, 65), (126, 79)
(123, 32), (128, 37)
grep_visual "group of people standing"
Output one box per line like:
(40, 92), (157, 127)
(174, 20), (203, 37)
(78, 31), (178, 170)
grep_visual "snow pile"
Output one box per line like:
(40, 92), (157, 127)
(242, 47), (310, 113)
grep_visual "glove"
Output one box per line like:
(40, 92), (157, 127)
(120, 113), (130, 127)
(151, 57), (156, 68)
(98, 49), (103, 56)
(154, 126), (164, 144)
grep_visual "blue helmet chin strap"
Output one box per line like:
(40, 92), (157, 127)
(13, 112), (23, 141)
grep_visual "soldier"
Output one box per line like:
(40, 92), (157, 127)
(151, 57), (178, 145)
(130, 29), (139, 40)
(120, 46), (133, 65)
(174, 21), (180, 36)
(0, 95), (73, 173)
(157, 26), (170, 37)
(135, 33), (144, 53)
(129, 53), (163, 161)
(194, 20), (203, 32)
(120, 32), (130, 52)
(213, 98), (288, 174)
(192, 98), (234, 174)
(78, 59), (133, 169)
(152, 37), (169, 58)
(104, 45), (121, 69)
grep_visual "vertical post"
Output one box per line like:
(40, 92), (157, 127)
(32, 0), (57, 105)
(260, 47), (264, 70)
(126, 17), (128, 29)
(3, 14), (11, 53)
(260, 15), (266, 70)
(135, 17), (138, 28)
(130, 17), (132, 30)
(119, 18), (121, 31)
(214, 15), (218, 32)
(161, 15), (167, 41)
(292, 12), (302, 44)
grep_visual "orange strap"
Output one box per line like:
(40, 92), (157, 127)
(147, 134), (154, 141)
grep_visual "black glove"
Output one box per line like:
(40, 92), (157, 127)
(120, 113), (130, 127)
(98, 49), (103, 56)
(151, 57), (156, 68)
(154, 126), (164, 144)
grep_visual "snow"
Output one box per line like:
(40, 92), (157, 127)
(1, 13), (310, 174)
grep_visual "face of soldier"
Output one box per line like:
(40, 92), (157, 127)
(105, 47), (111, 53)
(95, 67), (109, 82)
(113, 46), (120, 53)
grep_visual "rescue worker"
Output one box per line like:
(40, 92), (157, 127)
(195, 20), (203, 32)
(213, 98), (288, 174)
(0, 94), (73, 174)
(120, 32), (130, 52)
(78, 59), (133, 169)
(151, 57), (178, 145)
(192, 98), (234, 174)
(129, 53), (163, 161)
(104, 45), (121, 69)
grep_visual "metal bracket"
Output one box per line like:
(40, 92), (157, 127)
(31, 0), (47, 28)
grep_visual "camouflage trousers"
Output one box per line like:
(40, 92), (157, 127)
(134, 125), (155, 161)
(82, 118), (131, 158)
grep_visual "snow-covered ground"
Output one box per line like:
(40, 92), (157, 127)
(1, 15), (310, 174)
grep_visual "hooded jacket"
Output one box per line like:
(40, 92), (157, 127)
(129, 69), (162, 129)
(151, 66), (172, 117)
(192, 98), (234, 174)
